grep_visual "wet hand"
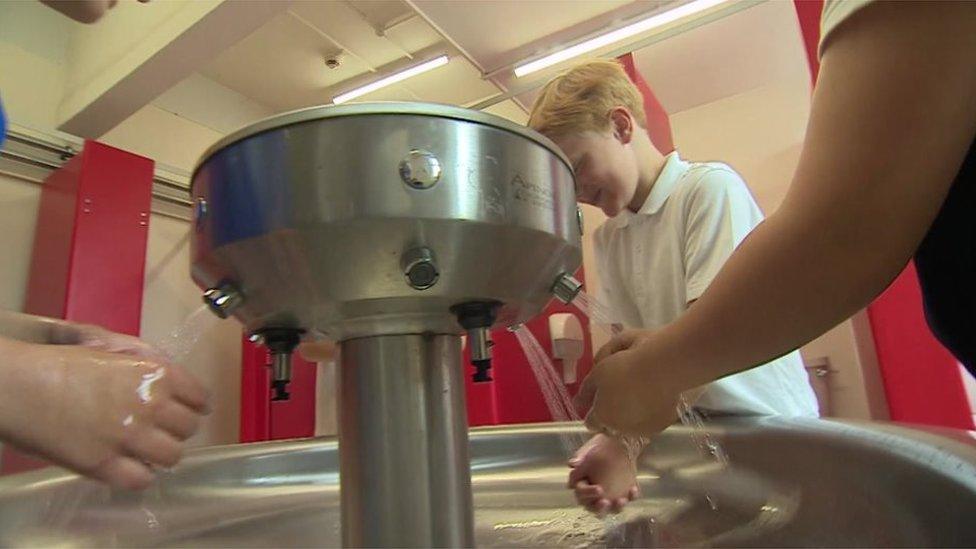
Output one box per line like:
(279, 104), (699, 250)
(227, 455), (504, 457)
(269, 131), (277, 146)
(2, 340), (210, 490)
(568, 433), (639, 516)
(48, 321), (167, 362)
(575, 330), (682, 438)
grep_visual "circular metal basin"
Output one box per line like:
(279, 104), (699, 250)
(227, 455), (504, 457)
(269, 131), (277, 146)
(1, 418), (974, 547)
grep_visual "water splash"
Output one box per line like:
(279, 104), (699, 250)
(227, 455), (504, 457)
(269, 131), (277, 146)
(570, 291), (620, 341)
(153, 304), (217, 363)
(511, 325), (586, 455)
(676, 394), (730, 512)
(676, 394), (729, 467)
(570, 290), (616, 327)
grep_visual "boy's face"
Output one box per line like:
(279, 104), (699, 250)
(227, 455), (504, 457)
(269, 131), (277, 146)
(552, 129), (639, 218)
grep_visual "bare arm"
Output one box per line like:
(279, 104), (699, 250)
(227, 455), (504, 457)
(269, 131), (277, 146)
(657, 1), (976, 388)
(0, 310), (75, 344)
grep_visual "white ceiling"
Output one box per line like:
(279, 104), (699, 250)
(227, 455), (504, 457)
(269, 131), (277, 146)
(199, 2), (450, 111)
(511, 1), (808, 114)
(152, 73), (273, 135)
(140, 0), (811, 158)
(409, 0), (670, 73)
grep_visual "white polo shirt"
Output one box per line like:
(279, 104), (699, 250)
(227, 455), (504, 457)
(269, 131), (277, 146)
(593, 152), (819, 416)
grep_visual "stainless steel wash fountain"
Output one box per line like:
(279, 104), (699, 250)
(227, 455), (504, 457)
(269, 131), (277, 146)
(189, 103), (582, 547)
(1, 419), (976, 547)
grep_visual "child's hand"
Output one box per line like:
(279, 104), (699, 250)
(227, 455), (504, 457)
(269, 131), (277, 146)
(575, 329), (684, 437)
(0, 338), (210, 490)
(49, 321), (168, 361)
(567, 434), (640, 516)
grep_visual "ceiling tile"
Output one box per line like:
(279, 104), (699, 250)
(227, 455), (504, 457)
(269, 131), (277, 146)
(382, 14), (442, 53)
(201, 11), (372, 111)
(411, 0), (666, 70)
(345, 0), (415, 29)
(289, 1), (408, 69)
(152, 74), (274, 134)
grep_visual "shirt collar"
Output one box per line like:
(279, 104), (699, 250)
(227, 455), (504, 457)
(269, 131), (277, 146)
(608, 151), (688, 229)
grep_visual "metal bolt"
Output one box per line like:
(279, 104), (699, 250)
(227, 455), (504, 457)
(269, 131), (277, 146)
(401, 247), (439, 290)
(202, 283), (244, 319)
(398, 150), (442, 189)
(576, 206), (584, 236)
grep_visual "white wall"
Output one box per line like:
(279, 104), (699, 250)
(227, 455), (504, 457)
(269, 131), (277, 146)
(669, 80), (809, 212)
(0, 173), (41, 311)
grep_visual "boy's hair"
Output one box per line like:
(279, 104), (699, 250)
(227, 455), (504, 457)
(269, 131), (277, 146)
(528, 59), (647, 138)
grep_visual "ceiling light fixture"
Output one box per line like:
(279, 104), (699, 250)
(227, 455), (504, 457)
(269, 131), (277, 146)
(333, 55), (450, 104)
(513, 0), (729, 78)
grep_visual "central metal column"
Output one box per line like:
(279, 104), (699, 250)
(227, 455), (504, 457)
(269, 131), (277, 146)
(338, 334), (473, 547)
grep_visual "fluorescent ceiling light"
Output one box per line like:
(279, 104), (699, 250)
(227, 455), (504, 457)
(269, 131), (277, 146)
(333, 55), (450, 104)
(513, 0), (729, 77)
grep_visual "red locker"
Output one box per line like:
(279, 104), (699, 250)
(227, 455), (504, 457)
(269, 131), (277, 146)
(240, 337), (318, 442)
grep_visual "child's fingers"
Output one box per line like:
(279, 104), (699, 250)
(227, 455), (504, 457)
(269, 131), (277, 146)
(574, 489), (602, 506)
(573, 480), (603, 500)
(153, 400), (202, 440)
(593, 331), (637, 364)
(164, 365), (211, 413)
(588, 498), (610, 517)
(610, 497), (628, 513)
(628, 485), (640, 500)
(567, 464), (592, 488)
(93, 456), (155, 491)
(567, 441), (594, 468)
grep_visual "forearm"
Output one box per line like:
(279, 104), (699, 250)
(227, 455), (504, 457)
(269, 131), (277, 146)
(0, 311), (69, 345)
(660, 206), (910, 389)
(0, 337), (50, 443)
(644, 1), (976, 391)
